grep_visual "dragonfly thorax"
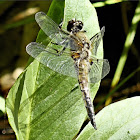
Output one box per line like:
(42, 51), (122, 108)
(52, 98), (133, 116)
(80, 50), (89, 59)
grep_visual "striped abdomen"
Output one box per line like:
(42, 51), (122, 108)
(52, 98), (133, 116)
(78, 59), (97, 130)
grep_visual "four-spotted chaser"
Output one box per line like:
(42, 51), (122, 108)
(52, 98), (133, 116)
(26, 12), (110, 130)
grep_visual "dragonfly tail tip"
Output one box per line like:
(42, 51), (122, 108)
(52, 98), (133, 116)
(91, 119), (97, 130)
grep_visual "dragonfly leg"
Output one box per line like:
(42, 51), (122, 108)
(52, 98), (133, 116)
(51, 42), (59, 45)
(81, 30), (86, 33)
(58, 45), (67, 56)
(48, 42), (68, 56)
(59, 21), (63, 29)
(50, 36), (69, 56)
(59, 37), (68, 44)
(57, 42), (69, 56)
(51, 35), (68, 46)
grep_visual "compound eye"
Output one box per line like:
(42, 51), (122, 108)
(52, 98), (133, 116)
(78, 22), (83, 30)
(67, 20), (74, 32)
(77, 21), (83, 29)
(78, 25), (82, 30)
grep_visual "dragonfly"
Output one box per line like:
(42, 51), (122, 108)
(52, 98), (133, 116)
(26, 12), (110, 130)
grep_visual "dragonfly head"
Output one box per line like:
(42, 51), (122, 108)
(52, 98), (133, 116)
(67, 19), (83, 33)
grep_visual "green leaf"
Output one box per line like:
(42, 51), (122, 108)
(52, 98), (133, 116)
(77, 97), (140, 140)
(6, 0), (103, 139)
(0, 96), (5, 116)
(93, 0), (124, 7)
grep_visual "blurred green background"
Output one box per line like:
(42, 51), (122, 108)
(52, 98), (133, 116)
(0, 0), (140, 139)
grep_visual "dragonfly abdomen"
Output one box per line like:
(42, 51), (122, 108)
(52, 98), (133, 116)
(78, 59), (97, 130)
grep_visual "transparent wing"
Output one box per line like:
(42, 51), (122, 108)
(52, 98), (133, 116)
(35, 12), (69, 40)
(89, 57), (110, 83)
(26, 42), (77, 78)
(35, 12), (78, 49)
(90, 26), (105, 56)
